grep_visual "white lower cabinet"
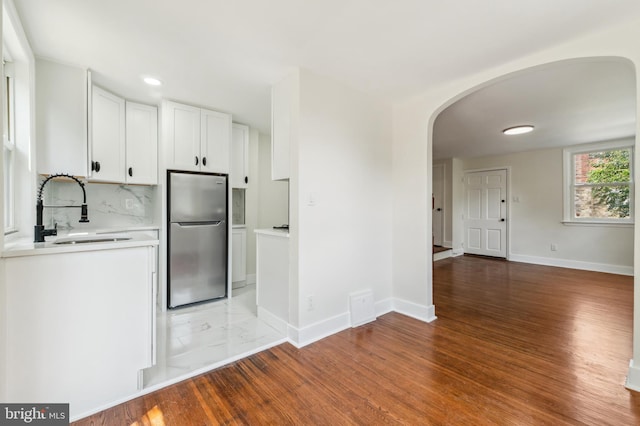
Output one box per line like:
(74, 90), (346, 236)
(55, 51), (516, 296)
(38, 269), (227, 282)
(232, 228), (247, 286)
(5, 245), (156, 419)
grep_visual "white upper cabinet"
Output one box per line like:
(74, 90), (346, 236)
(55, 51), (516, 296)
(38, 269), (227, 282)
(271, 72), (297, 181)
(163, 101), (231, 174)
(201, 108), (231, 174)
(89, 86), (158, 184)
(36, 59), (88, 177)
(126, 102), (158, 185)
(89, 85), (126, 182)
(231, 123), (249, 188)
(164, 101), (201, 172)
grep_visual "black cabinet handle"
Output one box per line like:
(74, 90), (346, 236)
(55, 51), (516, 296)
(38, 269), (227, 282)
(91, 161), (101, 173)
(500, 218), (505, 222)
(202, 157), (207, 166)
(436, 208), (442, 211)
(128, 167), (133, 177)
(195, 156), (199, 166)
(244, 176), (248, 184)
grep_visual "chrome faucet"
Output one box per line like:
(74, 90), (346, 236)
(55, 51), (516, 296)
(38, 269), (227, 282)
(34, 173), (89, 243)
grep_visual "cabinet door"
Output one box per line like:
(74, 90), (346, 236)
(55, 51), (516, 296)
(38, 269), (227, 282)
(35, 59), (88, 177)
(164, 101), (201, 171)
(90, 85), (126, 182)
(232, 228), (247, 282)
(201, 108), (231, 173)
(126, 102), (158, 185)
(231, 123), (249, 188)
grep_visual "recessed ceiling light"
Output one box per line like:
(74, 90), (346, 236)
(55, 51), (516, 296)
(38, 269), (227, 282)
(143, 77), (162, 86)
(503, 125), (534, 135)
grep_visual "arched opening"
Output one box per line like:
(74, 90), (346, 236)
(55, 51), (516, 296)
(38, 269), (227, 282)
(431, 57), (635, 269)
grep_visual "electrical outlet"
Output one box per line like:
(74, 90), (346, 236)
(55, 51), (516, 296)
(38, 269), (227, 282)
(551, 243), (558, 251)
(307, 295), (314, 311)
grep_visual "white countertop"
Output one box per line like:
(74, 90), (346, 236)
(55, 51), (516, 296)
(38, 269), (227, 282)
(254, 228), (289, 238)
(3, 230), (159, 258)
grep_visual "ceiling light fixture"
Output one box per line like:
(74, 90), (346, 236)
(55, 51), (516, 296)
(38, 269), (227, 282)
(503, 125), (534, 135)
(143, 77), (162, 86)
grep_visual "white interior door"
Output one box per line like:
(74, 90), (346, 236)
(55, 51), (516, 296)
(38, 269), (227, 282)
(464, 169), (507, 257)
(433, 164), (444, 246)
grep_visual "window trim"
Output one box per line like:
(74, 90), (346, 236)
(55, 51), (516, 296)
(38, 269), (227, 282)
(562, 139), (635, 225)
(3, 61), (16, 234)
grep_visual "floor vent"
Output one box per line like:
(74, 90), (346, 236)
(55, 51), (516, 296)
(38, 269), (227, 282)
(350, 290), (376, 327)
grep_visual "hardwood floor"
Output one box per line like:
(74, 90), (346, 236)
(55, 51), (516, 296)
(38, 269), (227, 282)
(74, 256), (640, 425)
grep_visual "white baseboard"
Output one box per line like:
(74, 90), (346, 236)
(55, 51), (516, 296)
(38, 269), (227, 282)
(443, 240), (452, 248)
(375, 298), (394, 317)
(626, 359), (640, 391)
(287, 312), (350, 348)
(284, 297), (436, 348)
(393, 298), (437, 323)
(452, 248), (464, 257)
(257, 306), (288, 335)
(509, 253), (633, 276)
(434, 250), (452, 261)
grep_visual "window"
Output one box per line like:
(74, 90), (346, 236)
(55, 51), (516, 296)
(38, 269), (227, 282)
(563, 140), (634, 224)
(3, 61), (15, 233)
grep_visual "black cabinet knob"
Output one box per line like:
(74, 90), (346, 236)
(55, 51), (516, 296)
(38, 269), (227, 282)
(202, 157), (207, 166)
(244, 176), (248, 184)
(436, 208), (442, 211)
(500, 218), (505, 222)
(128, 167), (133, 177)
(91, 161), (101, 173)
(195, 156), (199, 166)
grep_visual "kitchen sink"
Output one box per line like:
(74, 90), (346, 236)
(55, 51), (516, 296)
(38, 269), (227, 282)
(53, 234), (132, 245)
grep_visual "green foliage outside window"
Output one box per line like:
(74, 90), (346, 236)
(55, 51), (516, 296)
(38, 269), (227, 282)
(586, 149), (630, 218)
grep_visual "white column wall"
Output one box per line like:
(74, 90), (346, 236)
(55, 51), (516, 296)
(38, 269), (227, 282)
(292, 69), (393, 340)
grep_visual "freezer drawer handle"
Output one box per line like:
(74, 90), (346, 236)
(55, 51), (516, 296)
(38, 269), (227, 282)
(176, 221), (223, 227)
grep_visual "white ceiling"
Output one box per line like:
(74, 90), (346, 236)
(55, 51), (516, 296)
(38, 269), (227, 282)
(12, 0), (640, 135)
(433, 59), (637, 160)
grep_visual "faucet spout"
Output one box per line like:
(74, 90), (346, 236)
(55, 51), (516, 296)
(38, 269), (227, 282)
(34, 173), (90, 243)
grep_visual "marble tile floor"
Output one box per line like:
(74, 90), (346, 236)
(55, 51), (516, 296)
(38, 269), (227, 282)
(143, 284), (286, 388)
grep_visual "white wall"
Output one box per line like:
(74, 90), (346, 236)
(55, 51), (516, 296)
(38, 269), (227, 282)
(257, 133), (288, 229)
(391, 19), (640, 389)
(459, 147), (633, 273)
(291, 69), (393, 338)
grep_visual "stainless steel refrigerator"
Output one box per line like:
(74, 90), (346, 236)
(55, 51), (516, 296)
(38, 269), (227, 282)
(168, 171), (228, 308)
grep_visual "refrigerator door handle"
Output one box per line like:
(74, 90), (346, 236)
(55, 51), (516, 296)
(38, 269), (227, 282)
(176, 221), (223, 227)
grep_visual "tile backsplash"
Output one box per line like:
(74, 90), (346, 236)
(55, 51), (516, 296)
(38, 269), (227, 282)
(41, 180), (156, 231)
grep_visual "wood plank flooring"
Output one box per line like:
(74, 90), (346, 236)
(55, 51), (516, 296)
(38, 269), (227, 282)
(74, 256), (640, 425)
